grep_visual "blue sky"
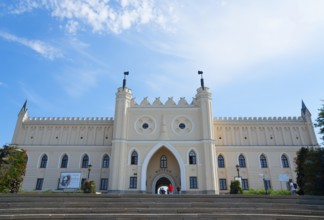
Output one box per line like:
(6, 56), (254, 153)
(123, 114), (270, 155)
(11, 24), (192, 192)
(0, 0), (323, 146)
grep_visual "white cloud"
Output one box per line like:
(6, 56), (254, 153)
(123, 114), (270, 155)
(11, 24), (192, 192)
(0, 31), (63, 60)
(135, 0), (324, 86)
(4, 0), (324, 92)
(7, 0), (175, 34)
(6, 0), (41, 14)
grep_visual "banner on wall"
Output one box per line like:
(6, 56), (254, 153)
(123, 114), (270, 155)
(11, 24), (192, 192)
(59, 172), (81, 189)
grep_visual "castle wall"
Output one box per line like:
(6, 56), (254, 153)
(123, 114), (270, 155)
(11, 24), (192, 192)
(11, 87), (319, 193)
(12, 117), (114, 146)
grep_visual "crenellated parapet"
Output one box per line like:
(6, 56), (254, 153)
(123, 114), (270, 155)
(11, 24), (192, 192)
(214, 116), (303, 122)
(25, 117), (114, 125)
(131, 97), (198, 107)
(213, 115), (316, 146)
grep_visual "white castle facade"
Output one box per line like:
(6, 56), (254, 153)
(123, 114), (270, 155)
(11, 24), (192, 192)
(11, 80), (318, 194)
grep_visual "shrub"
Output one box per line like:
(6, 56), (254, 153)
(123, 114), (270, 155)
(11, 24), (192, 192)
(0, 145), (27, 193)
(83, 180), (96, 193)
(243, 189), (291, 195)
(230, 180), (242, 194)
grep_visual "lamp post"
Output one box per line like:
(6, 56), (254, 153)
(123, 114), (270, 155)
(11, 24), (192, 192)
(87, 164), (92, 179)
(235, 164), (240, 178)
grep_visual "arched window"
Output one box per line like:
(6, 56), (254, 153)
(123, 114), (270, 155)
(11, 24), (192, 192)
(281, 154), (289, 168)
(131, 151), (138, 165)
(61, 154), (68, 168)
(40, 154), (48, 168)
(160, 155), (167, 168)
(239, 154), (246, 168)
(218, 155), (225, 168)
(189, 151), (197, 165)
(102, 154), (110, 168)
(81, 154), (89, 168)
(260, 154), (268, 168)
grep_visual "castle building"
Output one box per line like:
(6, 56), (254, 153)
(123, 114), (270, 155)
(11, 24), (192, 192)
(11, 76), (318, 194)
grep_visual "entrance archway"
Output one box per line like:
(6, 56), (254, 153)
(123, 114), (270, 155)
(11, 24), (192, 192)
(144, 146), (181, 193)
(155, 177), (170, 194)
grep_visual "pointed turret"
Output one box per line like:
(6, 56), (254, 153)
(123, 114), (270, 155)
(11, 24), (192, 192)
(302, 100), (308, 116)
(12, 100), (29, 144)
(301, 100), (312, 120)
(19, 100), (28, 116)
(301, 100), (318, 146)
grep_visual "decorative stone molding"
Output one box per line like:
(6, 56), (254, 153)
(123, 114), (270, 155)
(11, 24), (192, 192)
(172, 116), (193, 135)
(135, 116), (156, 135)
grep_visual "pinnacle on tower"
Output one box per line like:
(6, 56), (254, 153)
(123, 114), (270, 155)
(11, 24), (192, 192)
(123, 71), (129, 90)
(198, 70), (204, 90)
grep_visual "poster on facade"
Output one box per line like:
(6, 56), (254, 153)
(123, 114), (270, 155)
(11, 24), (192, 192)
(278, 174), (289, 182)
(59, 172), (81, 189)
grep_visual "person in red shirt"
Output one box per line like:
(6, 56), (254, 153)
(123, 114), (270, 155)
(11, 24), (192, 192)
(168, 183), (173, 194)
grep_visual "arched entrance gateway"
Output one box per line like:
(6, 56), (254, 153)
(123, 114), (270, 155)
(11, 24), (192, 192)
(142, 145), (183, 194)
(154, 176), (172, 194)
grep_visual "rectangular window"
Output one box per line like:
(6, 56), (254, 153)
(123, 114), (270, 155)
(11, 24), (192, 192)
(219, 179), (227, 190)
(35, 178), (44, 190)
(129, 177), (137, 189)
(242, 179), (249, 190)
(100, 178), (109, 190)
(189, 176), (198, 189)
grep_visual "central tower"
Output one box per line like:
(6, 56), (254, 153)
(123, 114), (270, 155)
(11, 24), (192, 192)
(109, 71), (219, 194)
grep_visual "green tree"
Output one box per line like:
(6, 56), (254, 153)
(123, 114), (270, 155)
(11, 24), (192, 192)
(295, 147), (308, 195)
(314, 100), (324, 145)
(296, 147), (324, 195)
(0, 145), (27, 193)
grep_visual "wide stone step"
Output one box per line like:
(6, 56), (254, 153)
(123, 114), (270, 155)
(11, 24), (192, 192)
(1, 212), (324, 220)
(1, 207), (324, 215)
(1, 201), (324, 212)
(0, 194), (323, 219)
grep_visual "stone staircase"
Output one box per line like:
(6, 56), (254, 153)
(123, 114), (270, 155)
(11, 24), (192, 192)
(0, 194), (323, 219)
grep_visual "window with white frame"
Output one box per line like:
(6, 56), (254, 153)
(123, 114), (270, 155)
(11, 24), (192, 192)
(190, 176), (198, 189)
(242, 179), (249, 190)
(160, 155), (167, 168)
(35, 178), (44, 190)
(219, 179), (227, 190)
(189, 151), (197, 165)
(131, 151), (138, 165)
(61, 154), (68, 168)
(102, 154), (110, 168)
(239, 154), (246, 168)
(81, 154), (89, 168)
(100, 178), (108, 190)
(281, 154), (289, 168)
(218, 155), (225, 168)
(260, 154), (268, 168)
(129, 177), (137, 188)
(40, 154), (48, 168)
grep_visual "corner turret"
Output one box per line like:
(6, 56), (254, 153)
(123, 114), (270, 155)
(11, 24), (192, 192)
(11, 100), (29, 144)
(301, 100), (311, 119)
(301, 100), (318, 146)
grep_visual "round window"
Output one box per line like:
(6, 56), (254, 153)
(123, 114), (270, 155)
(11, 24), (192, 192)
(142, 123), (149, 129)
(179, 123), (186, 129)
